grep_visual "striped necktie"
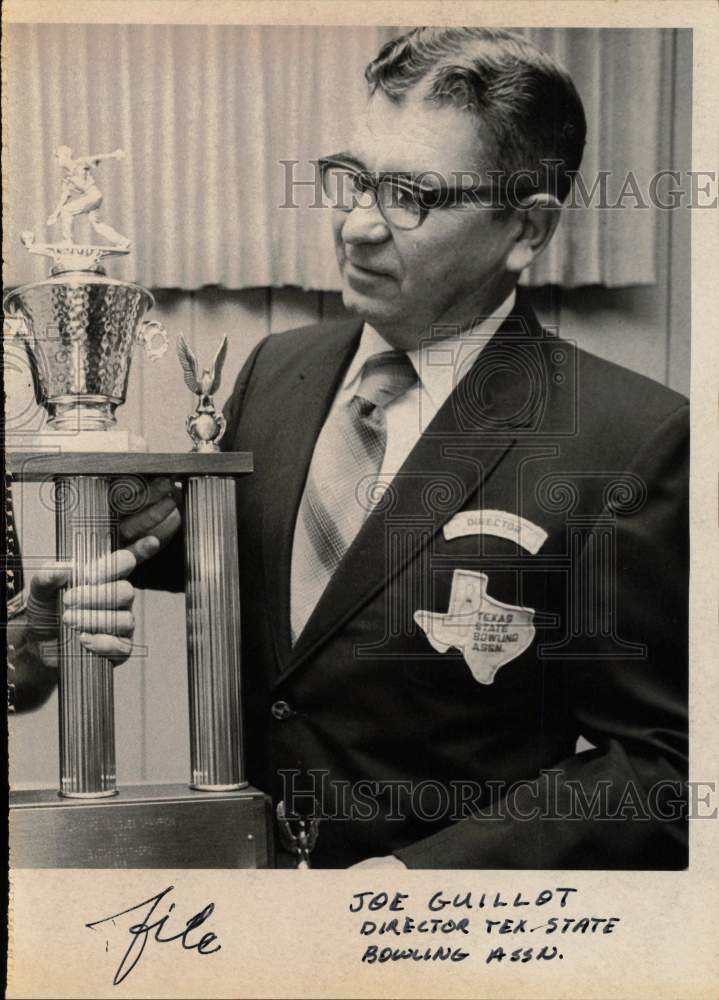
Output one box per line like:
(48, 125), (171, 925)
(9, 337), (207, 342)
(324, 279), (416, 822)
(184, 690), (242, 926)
(290, 350), (418, 643)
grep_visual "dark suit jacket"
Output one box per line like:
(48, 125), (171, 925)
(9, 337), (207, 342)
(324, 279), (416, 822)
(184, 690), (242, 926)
(146, 293), (689, 869)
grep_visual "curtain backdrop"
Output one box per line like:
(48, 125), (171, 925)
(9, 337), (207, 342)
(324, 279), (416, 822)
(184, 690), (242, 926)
(4, 25), (680, 292)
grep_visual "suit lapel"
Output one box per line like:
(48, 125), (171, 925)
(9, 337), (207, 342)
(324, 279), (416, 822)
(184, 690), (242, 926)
(261, 320), (363, 670)
(279, 295), (548, 681)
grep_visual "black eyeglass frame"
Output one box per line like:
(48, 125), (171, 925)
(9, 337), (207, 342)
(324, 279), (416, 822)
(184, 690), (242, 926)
(317, 155), (544, 230)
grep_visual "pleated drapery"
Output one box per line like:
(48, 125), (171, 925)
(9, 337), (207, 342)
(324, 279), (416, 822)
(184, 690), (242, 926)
(4, 25), (680, 292)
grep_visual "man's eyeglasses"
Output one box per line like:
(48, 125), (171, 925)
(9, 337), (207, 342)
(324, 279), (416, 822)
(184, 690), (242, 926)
(318, 155), (542, 231)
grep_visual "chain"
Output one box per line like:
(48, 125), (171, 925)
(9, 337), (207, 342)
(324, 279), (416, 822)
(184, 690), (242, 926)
(276, 800), (320, 868)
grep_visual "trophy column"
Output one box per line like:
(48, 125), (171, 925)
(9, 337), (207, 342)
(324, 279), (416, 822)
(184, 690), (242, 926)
(55, 474), (117, 797)
(185, 475), (246, 790)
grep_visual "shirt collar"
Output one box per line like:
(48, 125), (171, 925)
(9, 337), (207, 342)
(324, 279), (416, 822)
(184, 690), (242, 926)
(344, 290), (517, 411)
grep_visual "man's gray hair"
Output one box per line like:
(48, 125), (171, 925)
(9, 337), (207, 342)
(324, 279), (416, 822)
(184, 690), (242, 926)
(365, 27), (586, 202)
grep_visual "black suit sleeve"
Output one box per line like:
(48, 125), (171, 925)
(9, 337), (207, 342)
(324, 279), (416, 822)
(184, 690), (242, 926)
(132, 336), (269, 593)
(396, 403), (689, 869)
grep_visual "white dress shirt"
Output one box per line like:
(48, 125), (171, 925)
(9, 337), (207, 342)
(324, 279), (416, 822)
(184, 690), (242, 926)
(327, 290), (516, 483)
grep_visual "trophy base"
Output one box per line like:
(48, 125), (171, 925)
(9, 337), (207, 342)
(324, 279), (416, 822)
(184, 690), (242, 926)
(17, 236), (131, 274)
(7, 429), (147, 453)
(10, 783), (274, 868)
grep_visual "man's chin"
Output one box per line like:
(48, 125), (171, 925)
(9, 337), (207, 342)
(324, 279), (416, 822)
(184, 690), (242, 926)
(341, 288), (422, 349)
(340, 284), (397, 326)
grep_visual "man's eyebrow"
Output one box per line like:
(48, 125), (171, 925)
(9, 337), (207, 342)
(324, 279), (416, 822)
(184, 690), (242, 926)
(330, 152), (415, 178)
(332, 152), (367, 169)
(329, 152), (448, 189)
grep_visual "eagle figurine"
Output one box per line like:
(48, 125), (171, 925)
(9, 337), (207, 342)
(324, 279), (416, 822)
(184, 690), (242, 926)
(176, 334), (229, 452)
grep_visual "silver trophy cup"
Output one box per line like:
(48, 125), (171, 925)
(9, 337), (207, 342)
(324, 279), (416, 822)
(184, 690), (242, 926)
(4, 272), (167, 433)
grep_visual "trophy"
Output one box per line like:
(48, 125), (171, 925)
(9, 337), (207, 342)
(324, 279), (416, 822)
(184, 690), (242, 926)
(6, 148), (273, 867)
(5, 146), (166, 449)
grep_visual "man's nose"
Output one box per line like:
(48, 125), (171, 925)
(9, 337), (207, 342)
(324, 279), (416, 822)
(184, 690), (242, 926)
(340, 191), (390, 245)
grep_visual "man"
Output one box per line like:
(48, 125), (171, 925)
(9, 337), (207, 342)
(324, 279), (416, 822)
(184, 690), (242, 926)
(17, 27), (688, 869)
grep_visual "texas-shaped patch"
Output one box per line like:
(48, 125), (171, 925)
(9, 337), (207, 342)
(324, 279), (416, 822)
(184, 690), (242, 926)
(414, 570), (536, 685)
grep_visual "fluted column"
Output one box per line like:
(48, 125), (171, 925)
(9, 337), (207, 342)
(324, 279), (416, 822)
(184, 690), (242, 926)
(184, 476), (246, 790)
(55, 475), (117, 797)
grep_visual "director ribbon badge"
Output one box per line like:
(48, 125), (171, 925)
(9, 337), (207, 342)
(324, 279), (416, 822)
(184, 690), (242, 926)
(443, 509), (547, 554)
(414, 570), (536, 685)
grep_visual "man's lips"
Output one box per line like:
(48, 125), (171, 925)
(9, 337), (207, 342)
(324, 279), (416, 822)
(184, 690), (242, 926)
(344, 258), (393, 279)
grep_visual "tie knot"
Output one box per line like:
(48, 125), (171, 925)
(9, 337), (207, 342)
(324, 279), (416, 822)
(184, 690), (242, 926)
(355, 350), (417, 410)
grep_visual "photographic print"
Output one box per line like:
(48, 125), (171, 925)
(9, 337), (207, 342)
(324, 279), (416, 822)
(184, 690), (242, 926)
(3, 2), (717, 998)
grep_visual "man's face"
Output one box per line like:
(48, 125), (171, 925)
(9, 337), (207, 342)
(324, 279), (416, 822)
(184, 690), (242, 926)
(331, 91), (524, 350)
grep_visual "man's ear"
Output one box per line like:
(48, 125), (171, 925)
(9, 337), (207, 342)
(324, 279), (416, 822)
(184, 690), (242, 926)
(505, 195), (562, 274)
